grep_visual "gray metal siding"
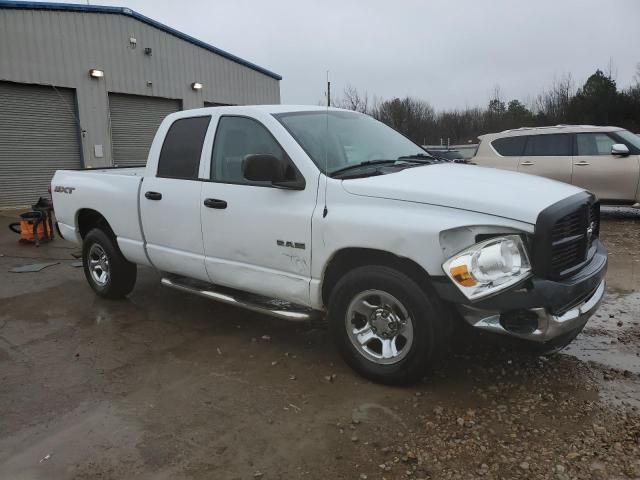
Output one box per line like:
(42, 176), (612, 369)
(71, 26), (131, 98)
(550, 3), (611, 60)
(0, 81), (82, 207)
(109, 93), (180, 166)
(0, 8), (280, 167)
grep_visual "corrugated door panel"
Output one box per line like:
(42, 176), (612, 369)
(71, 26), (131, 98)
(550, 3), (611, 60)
(0, 81), (82, 207)
(109, 93), (181, 166)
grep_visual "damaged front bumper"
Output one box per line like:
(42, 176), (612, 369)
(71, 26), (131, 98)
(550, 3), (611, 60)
(458, 280), (605, 342)
(433, 240), (608, 343)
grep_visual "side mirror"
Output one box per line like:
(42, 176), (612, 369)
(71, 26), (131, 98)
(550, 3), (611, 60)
(611, 143), (629, 156)
(242, 154), (305, 190)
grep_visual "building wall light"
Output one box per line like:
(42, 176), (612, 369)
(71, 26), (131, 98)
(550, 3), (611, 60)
(89, 69), (104, 78)
(191, 82), (203, 90)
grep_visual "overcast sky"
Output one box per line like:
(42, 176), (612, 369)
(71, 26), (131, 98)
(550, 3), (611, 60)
(42, 0), (640, 109)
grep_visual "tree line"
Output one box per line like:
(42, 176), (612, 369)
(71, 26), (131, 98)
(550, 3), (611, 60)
(331, 66), (640, 145)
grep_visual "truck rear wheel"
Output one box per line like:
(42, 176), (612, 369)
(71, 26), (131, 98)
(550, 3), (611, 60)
(328, 266), (447, 385)
(82, 228), (137, 299)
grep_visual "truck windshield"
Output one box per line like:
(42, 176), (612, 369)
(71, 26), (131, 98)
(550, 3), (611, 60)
(274, 110), (428, 175)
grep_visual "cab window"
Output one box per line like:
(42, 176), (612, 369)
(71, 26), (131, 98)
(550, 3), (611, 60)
(157, 116), (210, 179)
(211, 116), (287, 185)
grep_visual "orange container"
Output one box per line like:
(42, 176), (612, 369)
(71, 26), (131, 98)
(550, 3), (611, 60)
(20, 219), (47, 242)
(9, 212), (48, 242)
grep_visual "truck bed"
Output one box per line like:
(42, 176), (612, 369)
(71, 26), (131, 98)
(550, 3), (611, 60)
(71, 166), (146, 177)
(51, 167), (148, 266)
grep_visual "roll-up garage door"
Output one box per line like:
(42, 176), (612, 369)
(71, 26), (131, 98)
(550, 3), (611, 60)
(0, 81), (82, 207)
(109, 93), (181, 166)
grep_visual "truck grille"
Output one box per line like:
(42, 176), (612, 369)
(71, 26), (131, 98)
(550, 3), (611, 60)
(533, 193), (599, 280)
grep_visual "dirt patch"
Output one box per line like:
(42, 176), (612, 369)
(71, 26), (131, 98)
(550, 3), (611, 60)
(0, 209), (639, 479)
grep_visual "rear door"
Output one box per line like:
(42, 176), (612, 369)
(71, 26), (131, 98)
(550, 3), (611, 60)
(140, 115), (211, 281)
(199, 115), (318, 306)
(572, 132), (640, 201)
(517, 134), (573, 183)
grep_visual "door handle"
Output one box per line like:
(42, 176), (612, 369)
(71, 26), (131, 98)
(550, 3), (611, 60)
(145, 191), (162, 200)
(520, 161), (535, 166)
(204, 198), (227, 209)
(574, 162), (590, 166)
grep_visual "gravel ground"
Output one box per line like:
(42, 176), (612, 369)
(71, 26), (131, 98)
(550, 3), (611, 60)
(0, 207), (638, 479)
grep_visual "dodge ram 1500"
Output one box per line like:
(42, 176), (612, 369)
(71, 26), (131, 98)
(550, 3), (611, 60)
(52, 105), (607, 384)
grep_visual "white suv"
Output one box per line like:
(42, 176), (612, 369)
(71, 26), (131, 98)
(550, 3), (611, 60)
(474, 125), (640, 206)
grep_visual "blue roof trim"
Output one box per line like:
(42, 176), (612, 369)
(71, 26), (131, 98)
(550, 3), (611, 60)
(0, 1), (282, 80)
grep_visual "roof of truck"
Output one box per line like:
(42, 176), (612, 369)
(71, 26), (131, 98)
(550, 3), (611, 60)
(203, 105), (347, 114)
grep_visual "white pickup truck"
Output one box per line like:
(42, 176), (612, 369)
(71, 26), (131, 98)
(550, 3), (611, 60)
(52, 105), (607, 384)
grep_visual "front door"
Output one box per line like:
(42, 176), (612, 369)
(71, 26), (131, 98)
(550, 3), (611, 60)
(140, 115), (212, 282)
(572, 132), (640, 201)
(200, 115), (318, 306)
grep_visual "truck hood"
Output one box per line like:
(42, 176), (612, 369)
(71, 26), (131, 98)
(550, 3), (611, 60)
(340, 163), (585, 224)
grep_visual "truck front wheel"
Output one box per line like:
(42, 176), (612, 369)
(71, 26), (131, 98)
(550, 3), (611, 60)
(82, 228), (137, 299)
(328, 266), (447, 385)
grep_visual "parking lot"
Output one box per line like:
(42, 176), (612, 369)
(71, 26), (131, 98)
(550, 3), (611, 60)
(0, 209), (639, 480)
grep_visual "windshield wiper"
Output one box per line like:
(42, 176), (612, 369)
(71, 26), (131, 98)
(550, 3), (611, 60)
(396, 153), (437, 161)
(329, 159), (399, 177)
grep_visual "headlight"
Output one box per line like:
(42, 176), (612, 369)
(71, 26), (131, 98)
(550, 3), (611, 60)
(442, 235), (531, 300)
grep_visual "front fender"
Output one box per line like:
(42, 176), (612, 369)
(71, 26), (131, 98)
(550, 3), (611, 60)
(309, 182), (534, 309)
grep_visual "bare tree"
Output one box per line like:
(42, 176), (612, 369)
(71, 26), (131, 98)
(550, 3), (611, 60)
(335, 65), (639, 144)
(337, 84), (370, 113)
(372, 97), (435, 142)
(535, 74), (574, 123)
(487, 85), (505, 114)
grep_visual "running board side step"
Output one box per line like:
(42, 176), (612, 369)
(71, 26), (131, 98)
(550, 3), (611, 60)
(161, 276), (323, 322)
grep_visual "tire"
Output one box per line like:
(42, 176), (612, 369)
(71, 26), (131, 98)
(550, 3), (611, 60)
(82, 228), (137, 299)
(328, 265), (448, 385)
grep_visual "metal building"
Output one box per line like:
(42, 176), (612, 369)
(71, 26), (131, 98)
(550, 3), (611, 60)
(0, 1), (281, 207)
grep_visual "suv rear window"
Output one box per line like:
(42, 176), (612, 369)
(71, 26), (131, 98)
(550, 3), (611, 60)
(491, 136), (526, 156)
(157, 116), (211, 179)
(524, 134), (572, 156)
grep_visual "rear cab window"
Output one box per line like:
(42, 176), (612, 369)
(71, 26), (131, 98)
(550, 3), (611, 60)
(157, 116), (211, 179)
